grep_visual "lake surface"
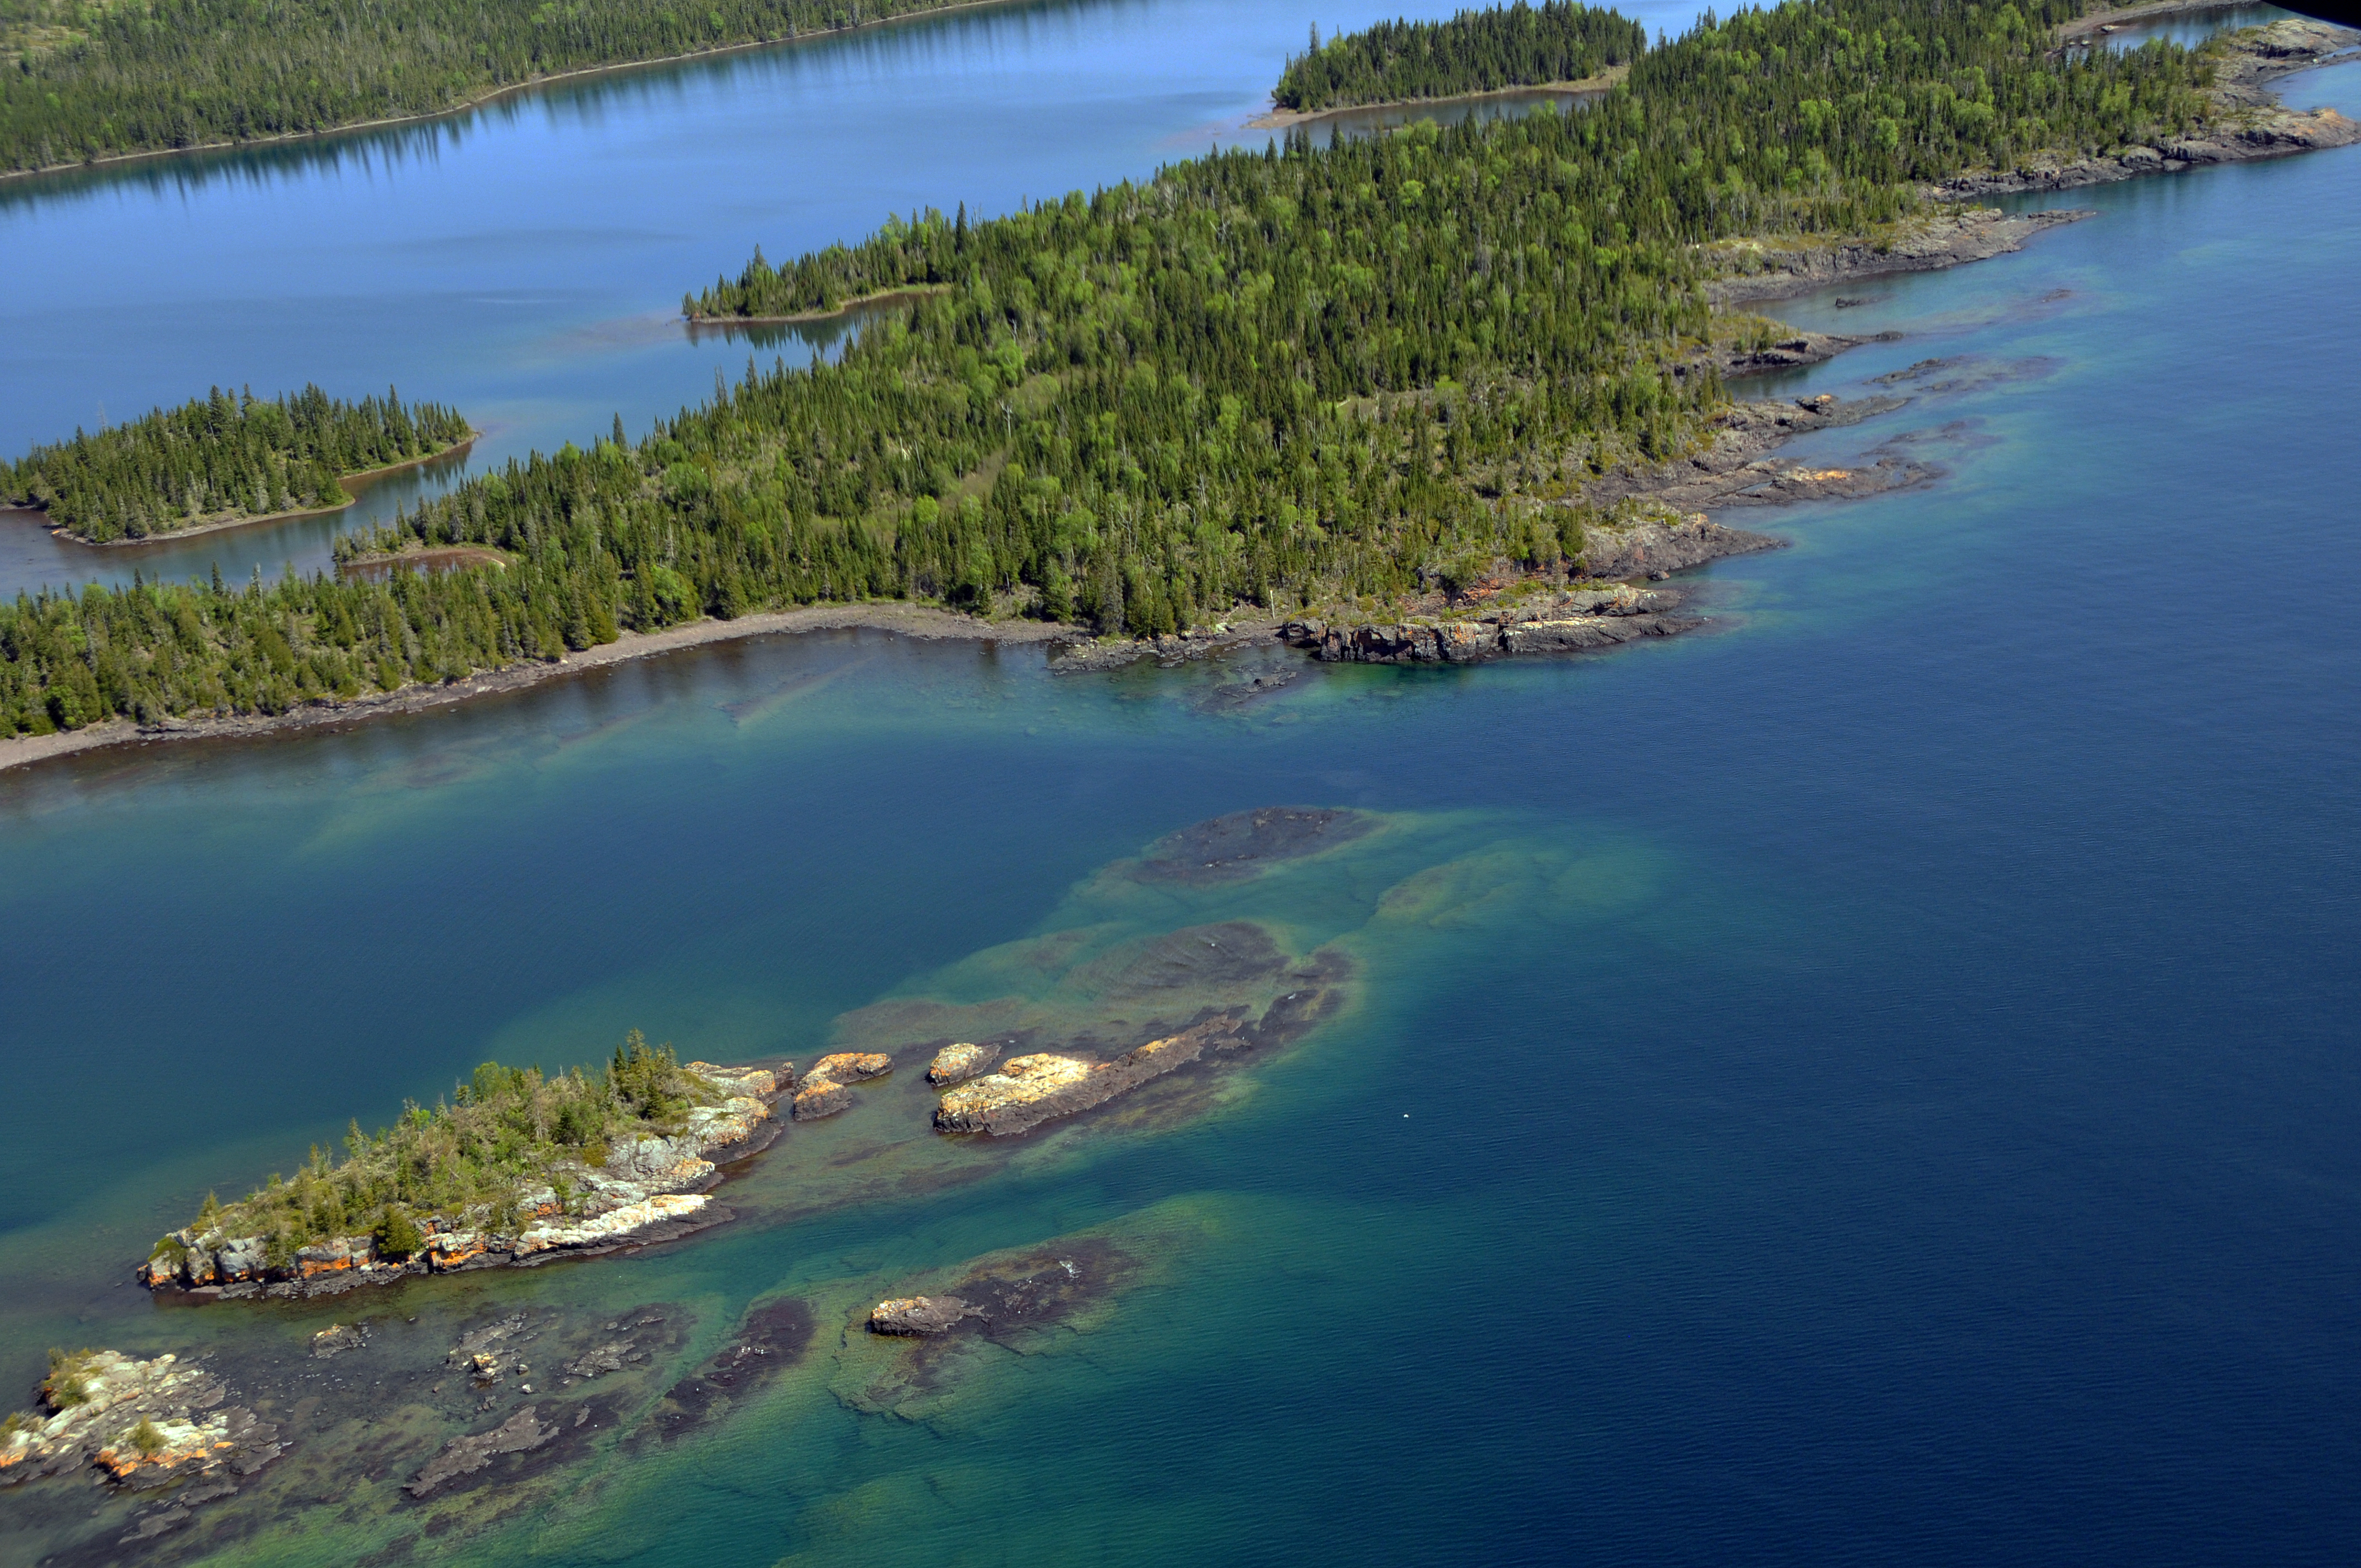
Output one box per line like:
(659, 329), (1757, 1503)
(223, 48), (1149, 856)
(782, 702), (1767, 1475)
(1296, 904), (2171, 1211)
(4, 7), (2361, 1567)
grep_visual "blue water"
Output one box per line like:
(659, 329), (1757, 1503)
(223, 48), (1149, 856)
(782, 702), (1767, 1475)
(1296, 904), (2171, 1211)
(3, 9), (2360, 1567)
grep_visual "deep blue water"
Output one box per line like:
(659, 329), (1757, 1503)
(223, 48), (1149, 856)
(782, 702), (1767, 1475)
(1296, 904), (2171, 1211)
(2, 10), (2359, 1568)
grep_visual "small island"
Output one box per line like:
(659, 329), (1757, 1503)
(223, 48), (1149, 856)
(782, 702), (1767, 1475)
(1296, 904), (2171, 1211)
(140, 1034), (787, 1300)
(4, 384), (473, 544)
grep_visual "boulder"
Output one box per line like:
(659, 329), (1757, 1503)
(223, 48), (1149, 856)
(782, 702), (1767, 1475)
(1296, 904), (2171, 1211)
(867, 1296), (980, 1336)
(927, 1042), (1001, 1085)
(807, 1052), (892, 1082)
(791, 1079), (852, 1120)
(309, 1324), (366, 1359)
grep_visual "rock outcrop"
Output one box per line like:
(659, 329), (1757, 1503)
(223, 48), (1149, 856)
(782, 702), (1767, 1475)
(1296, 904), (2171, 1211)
(926, 1042), (1000, 1085)
(1706, 207), (2093, 304)
(0, 1352), (280, 1489)
(140, 1058), (788, 1300)
(792, 1052), (893, 1120)
(1280, 597), (1701, 665)
(933, 1017), (1241, 1136)
(866, 1296), (982, 1336)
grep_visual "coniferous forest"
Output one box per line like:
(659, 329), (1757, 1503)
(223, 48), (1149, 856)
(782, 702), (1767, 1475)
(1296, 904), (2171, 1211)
(1272, 1), (1649, 113)
(0, 0), (2217, 739)
(0, 0), (980, 175)
(4, 385), (472, 542)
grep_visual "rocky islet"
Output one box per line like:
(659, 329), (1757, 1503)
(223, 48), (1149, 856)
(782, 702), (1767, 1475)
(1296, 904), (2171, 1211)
(138, 1059), (789, 1301)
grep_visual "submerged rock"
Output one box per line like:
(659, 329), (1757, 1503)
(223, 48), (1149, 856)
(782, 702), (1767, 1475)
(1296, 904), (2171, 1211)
(405, 1406), (558, 1499)
(644, 1297), (814, 1435)
(1131, 807), (1376, 884)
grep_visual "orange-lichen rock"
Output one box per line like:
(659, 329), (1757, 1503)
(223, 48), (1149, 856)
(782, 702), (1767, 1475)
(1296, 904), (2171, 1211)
(933, 1020), (1238, 1136)
(792, 1052), (894, 1120)
(927, 1042), (1002, 1085)
(808, 1053), (893, 1082)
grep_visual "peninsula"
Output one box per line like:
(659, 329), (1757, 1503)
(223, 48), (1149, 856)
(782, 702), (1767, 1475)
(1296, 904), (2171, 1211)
(3, 0), (2355, 769)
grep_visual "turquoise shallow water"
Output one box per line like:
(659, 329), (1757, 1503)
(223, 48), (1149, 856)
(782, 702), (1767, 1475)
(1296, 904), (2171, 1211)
(3, 15), (2361, 1568)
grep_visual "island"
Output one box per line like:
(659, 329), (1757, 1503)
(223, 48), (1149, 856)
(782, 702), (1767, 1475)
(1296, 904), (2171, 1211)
(3, 384), (474, 544)
(4, 0), (2355, 765)
(138, 1035), (788, 1300)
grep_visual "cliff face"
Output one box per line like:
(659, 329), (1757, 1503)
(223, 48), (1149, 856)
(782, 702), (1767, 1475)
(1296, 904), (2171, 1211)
(139, 1061), (787, 1300)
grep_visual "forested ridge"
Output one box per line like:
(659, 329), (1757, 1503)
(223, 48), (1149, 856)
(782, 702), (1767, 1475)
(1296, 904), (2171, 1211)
(1, 0), (2216, 740)
(1273, 2), (1649, 113)
(0, 0), (982, 175)
(4, 384), (471, 541)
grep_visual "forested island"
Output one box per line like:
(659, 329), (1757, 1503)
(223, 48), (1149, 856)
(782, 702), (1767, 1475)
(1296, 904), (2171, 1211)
(4, 0), (2344, 746)
(3, 385), (472, 543)
(1271, 1), (1647, 114)
(0, 0), (985, 177)
(139, 1035), (788, 1297)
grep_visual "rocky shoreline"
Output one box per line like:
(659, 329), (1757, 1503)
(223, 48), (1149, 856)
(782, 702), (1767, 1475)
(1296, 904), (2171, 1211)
(1938, 19), (2361, 199)
(1706, 207), (2096, 306)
